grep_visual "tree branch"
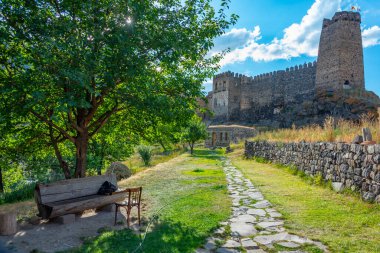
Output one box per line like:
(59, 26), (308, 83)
(88, 106), (119, 137)
(30, 110), (75, 143)
(67, 109), (83, 133)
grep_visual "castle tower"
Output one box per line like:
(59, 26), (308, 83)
(315, 11), (364, 93)
(212, 72), (241, 121)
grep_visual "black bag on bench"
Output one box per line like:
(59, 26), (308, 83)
(98, 181), (117, 195)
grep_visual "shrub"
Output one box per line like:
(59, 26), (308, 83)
(253, 156), (270, 164)
(106, 162), (132, 181)
(0, 181), (35, 205)
(137, 145), (154, 166)
(314, 172), (324, 186)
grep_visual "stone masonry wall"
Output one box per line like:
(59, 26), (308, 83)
(316, 11), (364, 93)
(245, 141), (380, 202)
(239, 62), (316, 124)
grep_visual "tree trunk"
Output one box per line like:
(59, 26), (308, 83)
(189, 142), (194, 154)
(0, 167), (3, 193)
(158, 139), (167, 152)
(74, 130), (89, 178)
(97, 158), (103, 175)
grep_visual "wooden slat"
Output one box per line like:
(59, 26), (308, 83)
(37, 174), (117, 204)
(45, 192), (128, 219)
(47, 194), (100, 207)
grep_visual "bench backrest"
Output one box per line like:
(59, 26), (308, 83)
(35, 174), (117, 204)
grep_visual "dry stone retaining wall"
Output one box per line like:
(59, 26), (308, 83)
(245, 141), (380, 203)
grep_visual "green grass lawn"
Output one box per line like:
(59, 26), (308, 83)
(124, 146), (187, 175)
(68, 149), (230, 253)
(229, 151), (380, 253)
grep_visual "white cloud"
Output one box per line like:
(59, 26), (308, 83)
(362, 26), (380, 47)
(202, 78), (212, 91)
(215, 0), (380, 66)
(211, 27), (261, 54)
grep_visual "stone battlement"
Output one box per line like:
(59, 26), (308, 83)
(214, 71), (251, 80)
(214, 61), (317, 83)
(322, 11), (361, 28)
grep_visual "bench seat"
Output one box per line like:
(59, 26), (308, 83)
(35, 174), (127, 219)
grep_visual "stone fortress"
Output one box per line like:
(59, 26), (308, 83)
(207, 11), (380, 127)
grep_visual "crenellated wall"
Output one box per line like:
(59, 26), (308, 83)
(212, 61), (317, 125)
(245, 141), (380, 203)
(240, 61), (317, 106)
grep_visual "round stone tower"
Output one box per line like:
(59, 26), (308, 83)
(315, 11), (364, 93)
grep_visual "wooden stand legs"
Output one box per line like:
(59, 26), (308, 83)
(114, 204), (141, 227)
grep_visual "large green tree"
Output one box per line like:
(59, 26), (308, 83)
(0, 0), (237, 178)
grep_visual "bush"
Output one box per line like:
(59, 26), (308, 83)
(0, 181), (35, 205)
(105, 162), (132, 181)
(314, 172), (324, 186)
(137, 145), (153, 166)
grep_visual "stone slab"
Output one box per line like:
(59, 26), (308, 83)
(241, 238), (258, 248)
(252, 200), (271, 208)
(247, 208), (266, 217)
(253, 232), (289, 245)
(277, 241), (300, 248)
(223, 239), (241, 248)
(257, 221), (283, 229)
(216, 248), (240, 253)
(230, 222), (257, 237)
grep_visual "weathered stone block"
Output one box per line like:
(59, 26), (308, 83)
(362, 192), (375, 202)
(332, 182), (344, 193)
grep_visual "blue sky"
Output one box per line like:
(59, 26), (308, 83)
(206, 0), (380, 96)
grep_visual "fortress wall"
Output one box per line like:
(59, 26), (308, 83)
(240, 61), (317, 110)
(246, 141), (380, 203)
(282, 62), (317, 103)
(241, 74), (274, 108)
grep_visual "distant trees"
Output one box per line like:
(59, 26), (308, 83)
(0, 0), (237, 178)
(184, 118), (208, 154)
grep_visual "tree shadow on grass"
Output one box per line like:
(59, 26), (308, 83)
(191, 149), (222, 161)
(73, 218), (206, 253)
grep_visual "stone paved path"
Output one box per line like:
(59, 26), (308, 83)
(196, 158), (328, 253)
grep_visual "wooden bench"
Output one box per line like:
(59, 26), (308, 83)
(34, 174), (128, 219)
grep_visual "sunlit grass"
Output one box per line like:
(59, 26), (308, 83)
(124, 146), (186, 175)
(251, 114), (379, 143)
(69, 149), (230, 253)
